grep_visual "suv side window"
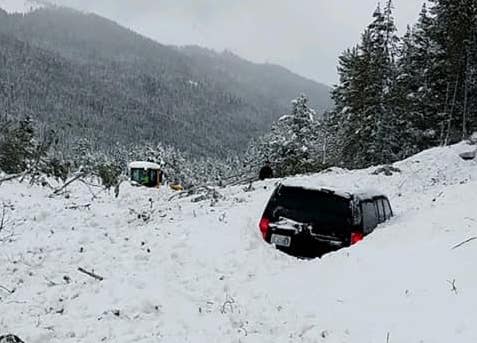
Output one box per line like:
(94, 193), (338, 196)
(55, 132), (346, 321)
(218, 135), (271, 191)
(361, 201), (378, 233)
(376, 199), (385, 223)
(384, 199), (393, 219)
(380, 199), (387, 222)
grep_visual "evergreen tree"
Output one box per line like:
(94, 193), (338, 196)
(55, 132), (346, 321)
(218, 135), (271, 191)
(0, 117), (36, 174)
(428, 0), (477, 142)
(328, 0), (477, 170)
(330, 2), (400, 168)
(393, 4), (444, 154)
(246, 94), (327, 177)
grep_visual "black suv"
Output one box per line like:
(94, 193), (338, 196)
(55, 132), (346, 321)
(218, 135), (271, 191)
(259, 184), (393, 258)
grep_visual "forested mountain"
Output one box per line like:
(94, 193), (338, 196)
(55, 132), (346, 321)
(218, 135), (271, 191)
(179, 46), (331, 113)
(0, 6), (332, 157)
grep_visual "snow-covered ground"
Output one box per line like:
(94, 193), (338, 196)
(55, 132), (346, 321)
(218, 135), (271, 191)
(1, 143), (477, 343)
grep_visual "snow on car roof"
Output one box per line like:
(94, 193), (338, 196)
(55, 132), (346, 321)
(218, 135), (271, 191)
(280, 179), (386, 200)
(128, 161), (161, 170)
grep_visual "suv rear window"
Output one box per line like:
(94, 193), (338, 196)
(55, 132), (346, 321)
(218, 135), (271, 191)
(270, 186), (352, 225)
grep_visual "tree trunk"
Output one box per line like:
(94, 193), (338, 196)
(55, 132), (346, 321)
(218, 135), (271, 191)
(440, 82), (451, 146)
(444, 79), (459, 146)
(462, 54), (470, 140)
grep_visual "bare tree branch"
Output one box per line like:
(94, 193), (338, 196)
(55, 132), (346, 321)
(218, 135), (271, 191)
(0, 173), (23, 185)
(50, 172), (86, 197)
(451, 236), (477, 250)
(65, 203), (91, 210)
(447, 279), (458, 294)
(0, 202), (6, 233)
(0, 285), (14, 294)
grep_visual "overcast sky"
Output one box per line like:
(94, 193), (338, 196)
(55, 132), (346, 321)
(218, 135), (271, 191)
(1, 0), (426, 85)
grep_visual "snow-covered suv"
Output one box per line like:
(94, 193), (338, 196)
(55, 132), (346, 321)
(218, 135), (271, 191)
(259, 183), (393, 258)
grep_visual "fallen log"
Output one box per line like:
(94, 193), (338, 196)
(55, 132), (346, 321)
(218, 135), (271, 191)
(0, 173), (23, 185)
(50, 172), (86, 197)
(78, 267), (104, 281)
(451, 236), (477, 250)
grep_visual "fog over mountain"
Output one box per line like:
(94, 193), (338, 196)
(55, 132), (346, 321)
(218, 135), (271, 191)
(1, 0), (425, 85)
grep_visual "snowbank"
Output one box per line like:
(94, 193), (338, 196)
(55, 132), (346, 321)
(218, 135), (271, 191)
(1, 143), (476, 342)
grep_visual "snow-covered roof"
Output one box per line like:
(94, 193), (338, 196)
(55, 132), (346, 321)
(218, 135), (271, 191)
(128, 161), (161, 170)
(280, 180), (353, 199)
(279, 180), (386, 200)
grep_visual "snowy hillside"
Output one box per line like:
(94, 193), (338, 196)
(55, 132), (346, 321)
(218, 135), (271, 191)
(0, 0), (42, 13)
(1, 142), (477, 343)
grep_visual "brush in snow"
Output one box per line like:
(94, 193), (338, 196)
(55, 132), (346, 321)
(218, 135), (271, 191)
(0, 335), (25, 343)
(459, 150), (476, 160)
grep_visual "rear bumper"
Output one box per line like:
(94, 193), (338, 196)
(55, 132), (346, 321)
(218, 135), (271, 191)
(269, 231), (348, 258)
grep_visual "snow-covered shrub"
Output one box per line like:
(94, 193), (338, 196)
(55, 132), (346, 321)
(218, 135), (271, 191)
(0, 117), (36, 174)
(244, 94), (329, 177)
(96, 161), (123, 189)
(0, 335), (25, 343)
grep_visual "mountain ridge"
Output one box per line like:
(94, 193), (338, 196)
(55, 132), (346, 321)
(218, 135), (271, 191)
(0, 6), (332, 157)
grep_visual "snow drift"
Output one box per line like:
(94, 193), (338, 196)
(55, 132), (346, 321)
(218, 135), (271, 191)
(1, 143), (477, 343)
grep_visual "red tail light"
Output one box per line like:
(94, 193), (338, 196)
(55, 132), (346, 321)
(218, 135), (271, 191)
(351, 232), (364, 245)
(259, 217), (270, 239)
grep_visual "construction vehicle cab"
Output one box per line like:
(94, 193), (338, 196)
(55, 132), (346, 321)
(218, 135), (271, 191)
(128, 161), (162, 188)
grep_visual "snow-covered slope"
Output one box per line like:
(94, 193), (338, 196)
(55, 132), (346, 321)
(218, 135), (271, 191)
(1, 143), (477, 343)
(0, 0), (42, 13)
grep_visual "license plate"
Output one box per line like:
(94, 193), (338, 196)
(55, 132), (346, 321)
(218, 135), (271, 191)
(271, 234), (291, 247)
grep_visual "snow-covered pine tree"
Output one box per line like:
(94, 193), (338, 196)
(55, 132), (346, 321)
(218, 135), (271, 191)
(393, 25), (419, 155)
(246, 94), (326, 177)
(413, 3), (447, 139)
(392, 4), (441, 155)
(0, 117), (71, 180)
(274, 95), (317, 175)
(0, 116), (36, 173)
(468, 12), (477, 136)
(462, 2), (477, 137)
(327, 47), (361, 166)
(71, 138), (97, 173)
(368, 0), (401, 165)
(428, 0), (477, 142)
(330, 2), (400, 168)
